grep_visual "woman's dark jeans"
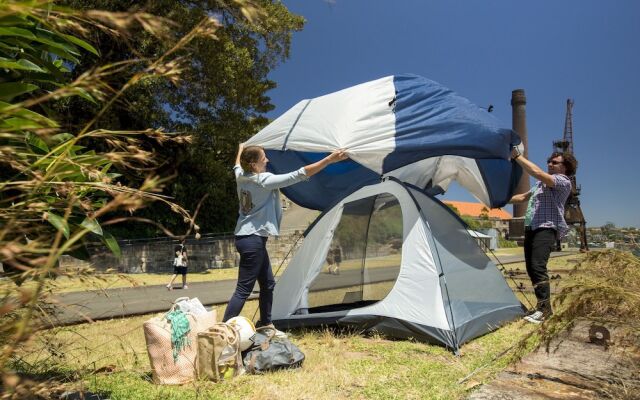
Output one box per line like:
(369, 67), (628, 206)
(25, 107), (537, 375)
(524, 227), (556, 314)
(223, 235), (275, 325)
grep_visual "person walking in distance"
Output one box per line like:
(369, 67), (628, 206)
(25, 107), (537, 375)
(326, 241), (343, 275)
(223, 143), (348, 330)
(166, 244), (188, 290)
(509, 147), (576, 324)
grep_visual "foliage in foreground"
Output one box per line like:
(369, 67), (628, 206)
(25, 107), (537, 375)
(0, 0), (265, 394)
(527, 250), (639, 348)
(58, 0), (305, 237)
(514, 250), (640, 399)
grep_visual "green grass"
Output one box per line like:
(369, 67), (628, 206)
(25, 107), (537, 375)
(13, 256), (597, 399)
(488, 247), (523, 257)
(16, 309), (537, 400)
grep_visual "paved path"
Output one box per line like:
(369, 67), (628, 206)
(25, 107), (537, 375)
(50, 252), (576, 325)
(50, 267), (398, 325)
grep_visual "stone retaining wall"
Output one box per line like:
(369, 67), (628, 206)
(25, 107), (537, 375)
(59, 230), (305, 274)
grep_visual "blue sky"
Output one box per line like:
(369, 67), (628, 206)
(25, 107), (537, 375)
(264, 0), (639, 228)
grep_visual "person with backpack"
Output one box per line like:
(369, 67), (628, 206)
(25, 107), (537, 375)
(166, 244), (188, 290)
(223, 143), (348, 329)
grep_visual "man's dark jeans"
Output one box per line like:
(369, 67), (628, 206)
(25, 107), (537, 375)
(223, 235), (275, 325)
(524, 227), (556, 314)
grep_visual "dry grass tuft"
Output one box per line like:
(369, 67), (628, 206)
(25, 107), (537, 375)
(513, 250), (640, 398)
(543, 250), (640, 345)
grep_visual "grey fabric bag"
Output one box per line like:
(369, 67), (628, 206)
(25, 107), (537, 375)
(243, 327), (305, 374)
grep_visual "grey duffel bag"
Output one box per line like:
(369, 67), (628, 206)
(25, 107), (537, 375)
(243, 326), (305, 374)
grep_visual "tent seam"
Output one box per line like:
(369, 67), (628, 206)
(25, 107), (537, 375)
(282, 99), (312, 151)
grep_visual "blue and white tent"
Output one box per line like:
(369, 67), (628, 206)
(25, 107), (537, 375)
(245, 74), (522, 210)
(246, 75), (526, 348)
(271, 178), (525, 350)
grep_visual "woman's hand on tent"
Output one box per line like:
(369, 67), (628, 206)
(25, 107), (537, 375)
(304, 149), (348, 177)
(327, 149), (348, 164)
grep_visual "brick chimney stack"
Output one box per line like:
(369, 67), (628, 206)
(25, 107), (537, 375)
(511, 89), (529, 218)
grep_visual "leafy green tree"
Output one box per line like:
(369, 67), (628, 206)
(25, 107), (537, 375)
(498, 236), (518, 248)
(445, 204), (492, 230)
(57, 0), (305, 237)
(602, 221), (616, 238)
(479, 206), (489, 220)
(0, 0), (264, 388)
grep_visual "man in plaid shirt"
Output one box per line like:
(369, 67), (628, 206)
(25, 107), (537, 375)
(509, 147), (577, 324)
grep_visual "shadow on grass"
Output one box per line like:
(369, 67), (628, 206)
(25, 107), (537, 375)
(139, 371), (153, 381)
(286, 323), (395, 341)
(60, 390), (113, 400)
(4, 364), (113, 400)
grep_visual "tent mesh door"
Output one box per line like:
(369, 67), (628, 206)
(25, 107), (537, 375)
(306, 193), (402, 313)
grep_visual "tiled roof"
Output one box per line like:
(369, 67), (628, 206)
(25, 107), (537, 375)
(443, 201), (513, 220)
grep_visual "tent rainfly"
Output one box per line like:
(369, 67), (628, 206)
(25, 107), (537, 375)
(271, 179), (524, 351)
(245, 74), (522, 211)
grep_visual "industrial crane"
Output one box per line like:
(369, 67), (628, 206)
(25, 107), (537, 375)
(553, 99), (589, 252)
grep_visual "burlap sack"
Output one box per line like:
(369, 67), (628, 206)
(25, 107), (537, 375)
(143, 309), (217, 385)
(196, 323), (244, 382)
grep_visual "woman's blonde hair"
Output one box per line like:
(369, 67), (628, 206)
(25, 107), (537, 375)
(240, 145), (264, 172)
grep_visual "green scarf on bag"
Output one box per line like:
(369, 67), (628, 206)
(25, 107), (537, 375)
(165, 309), (191, 362)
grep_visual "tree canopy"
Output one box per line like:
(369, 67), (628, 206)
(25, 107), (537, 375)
(58, 0), (304, 238)
(53, 0), (304, 237)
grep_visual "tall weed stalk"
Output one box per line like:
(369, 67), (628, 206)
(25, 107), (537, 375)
(0, 0), (263, 397)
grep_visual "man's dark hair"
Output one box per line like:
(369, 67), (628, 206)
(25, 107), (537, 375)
(548, 152), (577, 176)
(175, 245), (185, 253)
